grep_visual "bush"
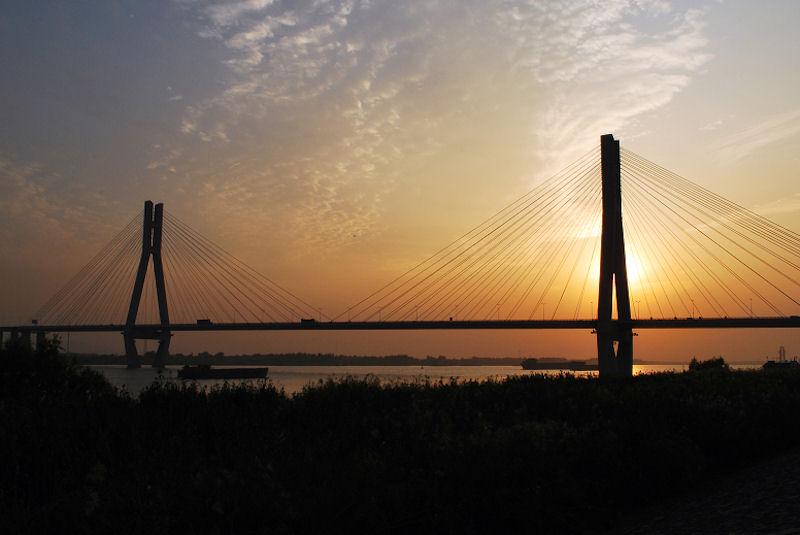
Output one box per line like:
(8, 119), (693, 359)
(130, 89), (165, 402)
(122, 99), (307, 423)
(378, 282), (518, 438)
(2, 342), (799, 534)
(688, 356), (730, 372)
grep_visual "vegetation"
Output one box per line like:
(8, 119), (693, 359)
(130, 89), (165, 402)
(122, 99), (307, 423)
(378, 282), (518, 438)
(3, 341), (800, 534)
(71, 351), (530, 366)
(689, 356), (730, 372)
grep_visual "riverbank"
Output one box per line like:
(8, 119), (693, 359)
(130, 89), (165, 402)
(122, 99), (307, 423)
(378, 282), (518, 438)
(3, 341), (799, 533)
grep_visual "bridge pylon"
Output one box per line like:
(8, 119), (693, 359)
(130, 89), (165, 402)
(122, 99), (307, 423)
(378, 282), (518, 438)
(597, 134), (633, 377)
(124, 200), (171, 369)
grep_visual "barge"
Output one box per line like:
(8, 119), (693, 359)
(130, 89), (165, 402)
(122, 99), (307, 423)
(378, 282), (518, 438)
(177, 364), (268, 380)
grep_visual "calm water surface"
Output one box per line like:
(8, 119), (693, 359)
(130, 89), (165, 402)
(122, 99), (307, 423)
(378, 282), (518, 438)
(89, 363), (759, 396)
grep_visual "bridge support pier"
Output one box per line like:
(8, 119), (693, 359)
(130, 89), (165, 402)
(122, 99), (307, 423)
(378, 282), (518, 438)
(124, 332), (141, 368)
(154, 333), (170, 369)
(596, 324), (633, 377)
(123, 329), (171, 369)
(597, 134), (634, 378)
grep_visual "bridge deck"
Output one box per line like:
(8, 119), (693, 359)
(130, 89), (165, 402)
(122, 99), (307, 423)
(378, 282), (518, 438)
(4, 317), (800, 333)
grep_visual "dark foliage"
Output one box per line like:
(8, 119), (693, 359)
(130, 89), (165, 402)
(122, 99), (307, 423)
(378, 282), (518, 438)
(3, 341), (800, 534)
(689, 356), (730, 372)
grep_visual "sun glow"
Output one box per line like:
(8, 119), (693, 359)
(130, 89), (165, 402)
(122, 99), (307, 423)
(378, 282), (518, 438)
(587, 247), (648, 286)
(626, 250), (646, 287)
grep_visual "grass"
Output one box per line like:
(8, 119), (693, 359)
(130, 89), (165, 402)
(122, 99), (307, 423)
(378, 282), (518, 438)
(2, 339), (799, 534)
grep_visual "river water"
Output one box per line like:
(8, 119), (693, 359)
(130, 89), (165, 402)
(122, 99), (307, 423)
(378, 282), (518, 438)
(88, 363), (760, 396)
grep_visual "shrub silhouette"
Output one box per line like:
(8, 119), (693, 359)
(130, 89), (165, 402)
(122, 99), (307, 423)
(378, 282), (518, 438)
(2, 341), (799, 534)
(688, 356), (730, 372)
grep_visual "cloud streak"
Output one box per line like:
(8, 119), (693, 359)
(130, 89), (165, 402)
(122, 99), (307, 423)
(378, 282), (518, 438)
(712, 108), (800, 164)
(753, 193), (800, 217)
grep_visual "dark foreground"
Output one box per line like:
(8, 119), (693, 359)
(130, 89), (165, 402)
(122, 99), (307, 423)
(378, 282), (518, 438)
(3, 341), (800, 534)
(617, 448), (800, 534)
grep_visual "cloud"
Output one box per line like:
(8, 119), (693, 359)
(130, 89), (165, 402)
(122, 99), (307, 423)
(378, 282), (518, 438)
(205, 0), (276, 27)
(0, 154), (127, 267)
(521, 4), (712, 172)
(711, 108), (800, 163)
(699, 119), (724, 131)
(157, 0), (713, 259)
(752, 192), (800, 217)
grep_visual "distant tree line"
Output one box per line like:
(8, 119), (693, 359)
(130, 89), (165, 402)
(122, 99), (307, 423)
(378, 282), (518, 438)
(71, 351), (541, 366)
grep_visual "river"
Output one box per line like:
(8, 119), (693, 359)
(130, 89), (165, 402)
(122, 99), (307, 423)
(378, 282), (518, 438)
(88, 363), (761, 396)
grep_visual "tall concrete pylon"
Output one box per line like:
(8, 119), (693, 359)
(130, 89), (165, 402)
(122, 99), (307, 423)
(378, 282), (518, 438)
(124, 200), (171, 369)
(597, 134), (634, 377)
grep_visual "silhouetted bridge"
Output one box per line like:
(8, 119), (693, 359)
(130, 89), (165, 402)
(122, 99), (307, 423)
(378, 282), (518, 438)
(12, 317), (800, 333)
(4, 135), (799, 377)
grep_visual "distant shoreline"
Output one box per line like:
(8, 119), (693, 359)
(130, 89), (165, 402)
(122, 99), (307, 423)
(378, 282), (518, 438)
(72, 353), (528, 367)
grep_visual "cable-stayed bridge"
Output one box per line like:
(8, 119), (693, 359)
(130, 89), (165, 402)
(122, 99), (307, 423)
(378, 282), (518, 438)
(3, 134), (800, 377)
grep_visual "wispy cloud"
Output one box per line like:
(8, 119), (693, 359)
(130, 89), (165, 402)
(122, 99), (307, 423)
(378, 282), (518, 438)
(699, 118), (724, 131)
(205, 0), (276, 27)
(753, 192), (800, 217)
(0, 154), (125, 267)
(153, 0), (713, 259)
(712, 108), (800, 163)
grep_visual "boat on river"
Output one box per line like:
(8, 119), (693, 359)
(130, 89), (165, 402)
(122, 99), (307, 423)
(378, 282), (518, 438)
(763, 346), (799, 370)
(177, 364), (268, 380)
(763, 360), (799, 370)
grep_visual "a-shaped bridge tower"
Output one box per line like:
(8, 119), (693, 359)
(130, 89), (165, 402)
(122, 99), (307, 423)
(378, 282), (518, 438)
(124, 201), (171, 369)
(597, 134), (634, 376)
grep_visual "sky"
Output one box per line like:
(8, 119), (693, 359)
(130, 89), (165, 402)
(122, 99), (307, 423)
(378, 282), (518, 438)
(1, 0), (799, 360)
